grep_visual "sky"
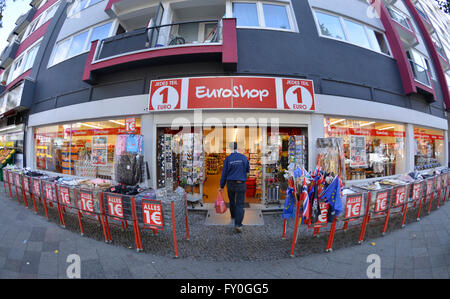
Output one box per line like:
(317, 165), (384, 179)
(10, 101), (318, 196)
(0, 0), (33, 51)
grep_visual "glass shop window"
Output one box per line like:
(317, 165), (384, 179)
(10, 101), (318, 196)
(324, 117), (406, 180)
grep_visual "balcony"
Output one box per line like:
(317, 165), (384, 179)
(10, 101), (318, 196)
(0, 40), (20, 70)
(414, 4), (435, 33)
(83, 18), (237, 83)
(387, 7), (419, 48)
(11, 8), (36, 36)
(432, 38), (449, 72)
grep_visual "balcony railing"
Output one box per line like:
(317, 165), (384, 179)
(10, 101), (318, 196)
(387, 8), (412, 31)
(94, 19), (223, 62)
(415, 6), (430, 23)
(409, 60), (431, 87)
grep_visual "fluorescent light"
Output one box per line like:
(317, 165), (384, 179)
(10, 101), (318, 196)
(330, 119), (345, 125)
(360, 121), (376, 127)
(379, 126), (395, 130)
(78, 122), (102, 129)
(109, 120), (124, 126)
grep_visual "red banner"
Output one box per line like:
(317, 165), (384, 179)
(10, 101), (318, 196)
(282, 78), (315, 111)
(329, 126), (406, 138)
(149, 79), (182, 111)
(148, 76), (315, 111)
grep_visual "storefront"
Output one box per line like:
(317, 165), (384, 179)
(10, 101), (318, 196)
(155, 125), (308, 205)
(324, 117), (406, 181)
(25, 75), (448, 210)
(413, 126), (445, 170)
(33, 117), (142, 181)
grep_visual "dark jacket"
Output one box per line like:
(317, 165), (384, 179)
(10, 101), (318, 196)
(220, 151), (250, 189)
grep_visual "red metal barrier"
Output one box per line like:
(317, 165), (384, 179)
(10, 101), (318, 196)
(382, 185), (409, 234)
(427, 177), (436, 214)
(30, 177), (43, 215)
(2, 168), (7, 195)
(100, 192), (138, 247)
(74, 188), (105, 237)
(326, 192), (369, 252)
(359, 188), (392, 242)
(22, 175), (35, 212)
(6, 169), (14, 199)
(404, 181), (424, 223)
(42, 180), (66, 226)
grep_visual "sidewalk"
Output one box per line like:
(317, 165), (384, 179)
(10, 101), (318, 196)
(0, 192), (449, 279)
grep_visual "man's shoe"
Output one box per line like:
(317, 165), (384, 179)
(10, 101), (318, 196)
(234, 226), (243, 233)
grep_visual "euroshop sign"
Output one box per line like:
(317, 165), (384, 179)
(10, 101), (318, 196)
(148, 76), (315, 112)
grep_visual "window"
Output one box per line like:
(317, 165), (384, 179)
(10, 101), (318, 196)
(49, 21), (113, 66)
(88, 22), (113, 44)
(52, 38), (70, 65)
(343, 19), (370, 49)
(169, 22), (219, 45)
(407, 50), (433, 85)
(35, 118), (141, 178)
(262, 3), (291, 30)
(414, 127), (444, 170)
(233, 2), (259, 27)
(24, 2), (60, 38)
(314, 10), (391, 55)
(66, 31), (89, 58)
(6, 41), (41, 84)
(366, 28), (390, 55)
(177, 23), (199, 43)
(325, 118), (406, 180)
(233, 1), (294, 31)
(10, 58), (24, 83)
(68, 0), (104, 17)
(316, 11), (345, 40)
(22, 43), (40, 71)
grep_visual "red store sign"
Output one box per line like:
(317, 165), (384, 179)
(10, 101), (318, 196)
(149, 76), (315, 112)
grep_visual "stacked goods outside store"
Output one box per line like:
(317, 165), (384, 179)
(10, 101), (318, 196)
(0, 145), (15, 181)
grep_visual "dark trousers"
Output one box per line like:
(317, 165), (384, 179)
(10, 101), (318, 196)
(226, 181), (246, 227)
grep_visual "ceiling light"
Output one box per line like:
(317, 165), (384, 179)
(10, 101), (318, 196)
(360, 121), (376, 127)
(109, 120), (124, 126)
(329, 119), (345, 125)
(78, 122), (102, 129)
(379, 126), (395, 130)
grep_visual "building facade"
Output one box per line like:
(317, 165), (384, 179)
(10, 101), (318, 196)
(0, 0), (449, 207)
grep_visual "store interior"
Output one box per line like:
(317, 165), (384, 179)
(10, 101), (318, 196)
(35, 118), (142, 181)
(156, 126), (308, 205)
(325, 118), (407, 180)
(414, 126), (445, 170)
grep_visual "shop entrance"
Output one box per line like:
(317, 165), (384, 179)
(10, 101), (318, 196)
(203, 127), (263, 204)
(156, 126), (308, 207)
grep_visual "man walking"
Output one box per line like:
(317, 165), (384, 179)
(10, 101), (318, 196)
(219, 142), (250, 233)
